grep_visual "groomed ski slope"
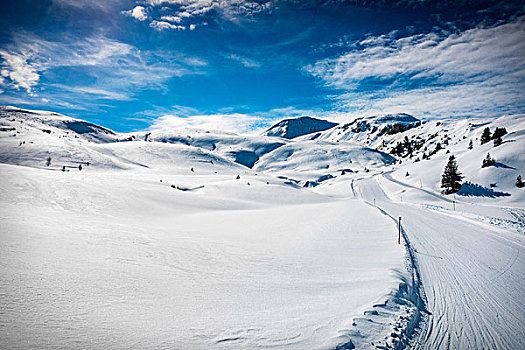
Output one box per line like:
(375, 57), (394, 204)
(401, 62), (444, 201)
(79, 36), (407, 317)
(354, 173), (525, 349)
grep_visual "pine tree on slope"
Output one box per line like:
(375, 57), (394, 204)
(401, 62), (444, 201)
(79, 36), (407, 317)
(441, 155), (463, 194)
(480, 127), (491, 145)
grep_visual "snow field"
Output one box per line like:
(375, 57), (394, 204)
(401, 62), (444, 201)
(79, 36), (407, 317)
(0, 164), (407, 349)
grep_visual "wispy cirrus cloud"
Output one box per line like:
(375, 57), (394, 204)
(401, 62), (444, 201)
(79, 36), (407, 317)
(226, 54), (261, 68)
(0, 32), (207, 107)
(305, 17), (525, 118)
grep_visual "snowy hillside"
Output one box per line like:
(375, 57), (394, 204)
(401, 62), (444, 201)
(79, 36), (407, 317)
(263, 116), (338, 139)
(316, 112), (525, 202)
(1, 106), (524, 350)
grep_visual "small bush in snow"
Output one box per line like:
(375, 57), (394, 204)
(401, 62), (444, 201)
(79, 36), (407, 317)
(236, 175), (240, 179)
(468, 140), (473, 150)
(493, 136), (502, 147)
(482, 153), (496, 168)
(46, 156), (51, 166)
(405, 171), (409, 177)
(517, 175), (524, 188)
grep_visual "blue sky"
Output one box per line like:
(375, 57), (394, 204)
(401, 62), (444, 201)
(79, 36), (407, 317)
(0, 0), (524, 132)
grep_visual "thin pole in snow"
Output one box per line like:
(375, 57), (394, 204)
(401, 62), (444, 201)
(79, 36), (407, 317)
(453, 200), (456, 211)
(374, 198), (376, 206)
(420, 179), (422, 188)
(398, 217), (402, 245)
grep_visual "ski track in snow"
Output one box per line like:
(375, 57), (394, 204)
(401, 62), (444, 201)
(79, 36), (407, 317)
(355, 175), (525, 350)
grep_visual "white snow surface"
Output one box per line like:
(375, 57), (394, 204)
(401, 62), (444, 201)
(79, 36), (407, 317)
(1, 106), (524, 349)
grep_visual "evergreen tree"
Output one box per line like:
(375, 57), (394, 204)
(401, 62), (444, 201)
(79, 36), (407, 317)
(480, 127), (491, 144)
(441, 155), (462, 194)
(492, 127), (507, 140)
(493, 136), (502, 147)
(482, 153), (496, 168)
(468, 139), (473, 150)
(517, 175), (524, 188)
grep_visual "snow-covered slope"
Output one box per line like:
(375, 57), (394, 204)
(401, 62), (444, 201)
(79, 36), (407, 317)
(1, 106), (524, 349)
(263, 116), (338, 139)
(0, 106), (411, 350)
(315, 112), (525, 202)
(255, 140), (395, 181)
(319, 113), (421, 145)
(384, 114), (525, 204)
(0, 107), (395, 181)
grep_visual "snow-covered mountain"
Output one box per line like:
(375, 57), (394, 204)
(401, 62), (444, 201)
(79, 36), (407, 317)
(314, 111), (525, 202)
(1, 106), (523, 197)
(0, 106), (394, 184)
(263, 116), (338, 139)
(1, 105), (524, 350)
(1, 105), (523, 198)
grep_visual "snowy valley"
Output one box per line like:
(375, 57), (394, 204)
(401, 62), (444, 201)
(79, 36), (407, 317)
(1, 106), (524, 349)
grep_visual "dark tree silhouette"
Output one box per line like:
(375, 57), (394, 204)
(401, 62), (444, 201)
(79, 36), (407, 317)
(517, 175), (524, 188)
(482, 153), (496, 168)
(441, 155), (463, 194)
(492, 127), (507, 140)
(480, 127), (491, 145)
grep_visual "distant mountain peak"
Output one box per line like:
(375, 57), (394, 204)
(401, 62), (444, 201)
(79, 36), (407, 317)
(264, 116), (338, 139)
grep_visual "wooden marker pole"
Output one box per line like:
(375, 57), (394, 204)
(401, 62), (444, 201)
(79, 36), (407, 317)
(398, 217), (402, 245)
(453, 200), (456, 211)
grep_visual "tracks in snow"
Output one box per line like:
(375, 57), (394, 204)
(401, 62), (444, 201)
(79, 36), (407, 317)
(354, 174), (525, 349)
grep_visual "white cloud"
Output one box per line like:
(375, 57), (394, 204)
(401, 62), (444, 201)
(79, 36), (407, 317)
(306, 17), (525, 118)
(124, 0), (274, 29)
(161, 15), (182, 22)
(129, 6), (148, 21)
(149, 113), (267, 134)
(0, 49), (40, 93)
(150, 21), (186, 30)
